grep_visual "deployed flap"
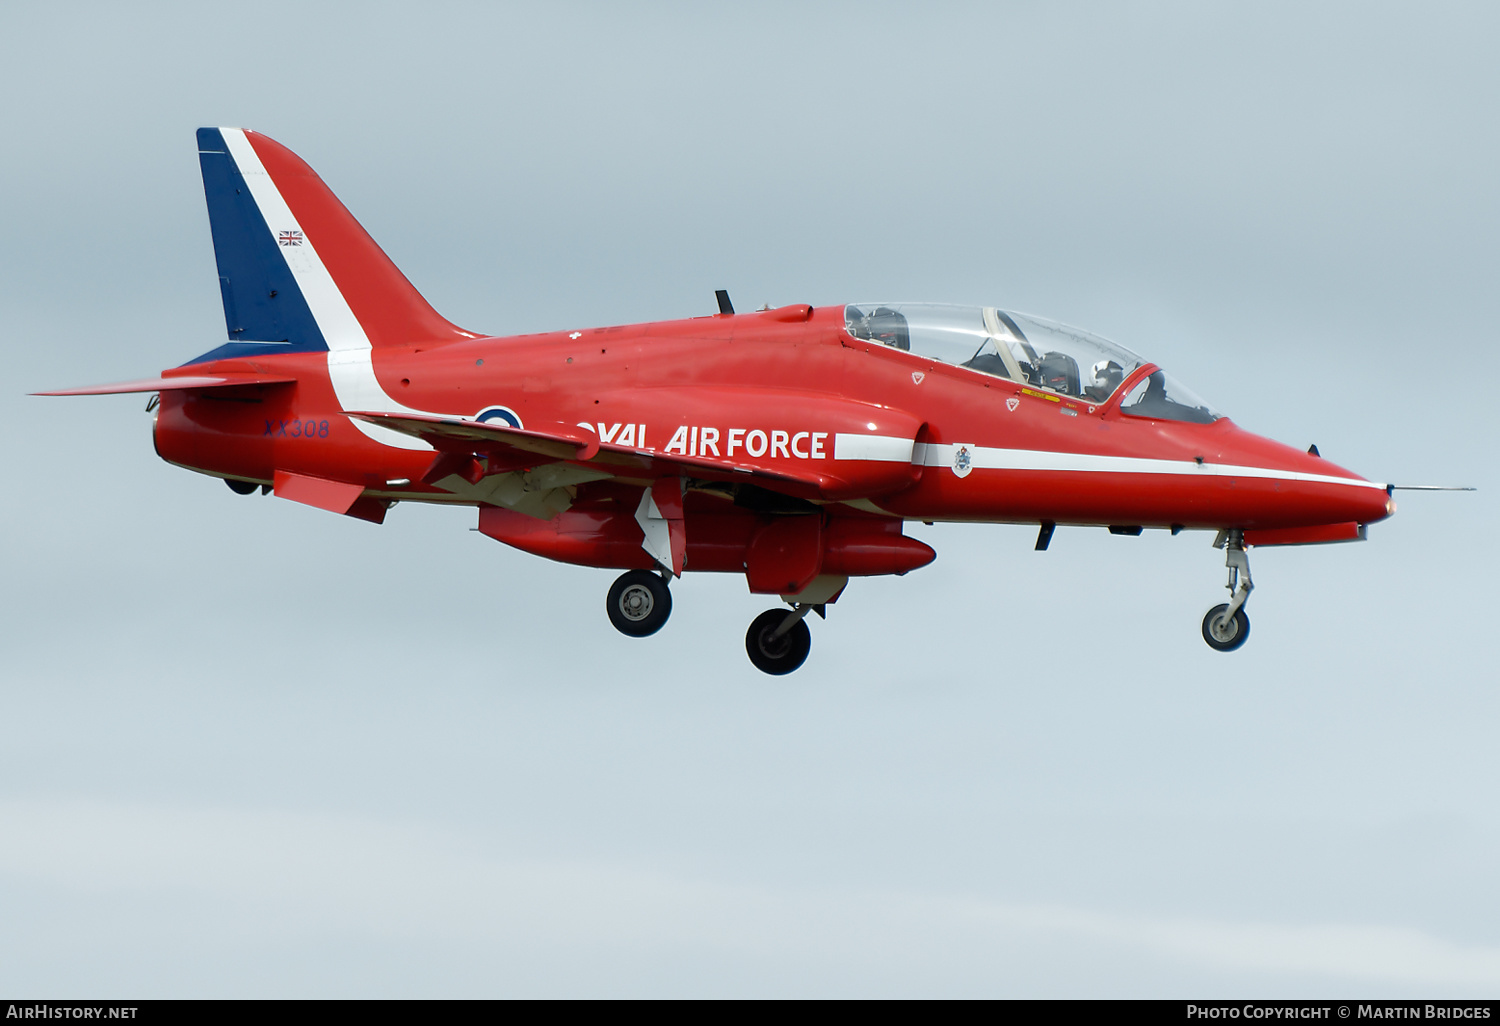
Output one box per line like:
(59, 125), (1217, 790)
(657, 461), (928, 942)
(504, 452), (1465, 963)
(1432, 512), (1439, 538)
(346, 411), (598, 462)
(34, 372), (295, 396)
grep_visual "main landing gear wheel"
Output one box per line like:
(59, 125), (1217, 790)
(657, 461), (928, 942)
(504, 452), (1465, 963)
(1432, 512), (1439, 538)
(225, 478), (259, 495)
(1202, 603), (1250, 651)
(746, 608), (812, 676)
(606, 570), (672, 637)
(1201, 529), (1254, 653)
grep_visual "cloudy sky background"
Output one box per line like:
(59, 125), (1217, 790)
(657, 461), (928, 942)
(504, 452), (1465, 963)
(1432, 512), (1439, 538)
(1, 1), (1495, 996)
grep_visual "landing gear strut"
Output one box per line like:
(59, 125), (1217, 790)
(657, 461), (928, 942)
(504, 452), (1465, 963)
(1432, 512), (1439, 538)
(745, 605), (814, 675)
(606, 569), (672, 637)
(1202, 530), (1253, 652)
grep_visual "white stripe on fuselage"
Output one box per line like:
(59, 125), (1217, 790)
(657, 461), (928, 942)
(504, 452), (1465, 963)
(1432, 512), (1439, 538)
(905, 439), (1386, 490)
(841, 433), (1382, 490)
(833, 432), (915, 462)
(218, 128), (430, 451)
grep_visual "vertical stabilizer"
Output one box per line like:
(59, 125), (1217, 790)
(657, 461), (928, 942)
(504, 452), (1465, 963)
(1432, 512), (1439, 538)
(191, 127), (476, 364)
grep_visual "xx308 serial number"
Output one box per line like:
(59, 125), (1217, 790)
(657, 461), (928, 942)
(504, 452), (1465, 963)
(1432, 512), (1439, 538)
(263, 419), (330, 438)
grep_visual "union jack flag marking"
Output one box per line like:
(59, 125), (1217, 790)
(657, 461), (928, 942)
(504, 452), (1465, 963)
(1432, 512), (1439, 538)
(278, 230), (304, 247)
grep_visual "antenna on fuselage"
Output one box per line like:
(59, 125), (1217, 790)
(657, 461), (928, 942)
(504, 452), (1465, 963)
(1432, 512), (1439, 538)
(715, 289), (734, 315)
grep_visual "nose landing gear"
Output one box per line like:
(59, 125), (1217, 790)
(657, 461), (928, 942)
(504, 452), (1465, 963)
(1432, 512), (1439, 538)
(606, 569), (673, 637)
(1202, 530), (1253, 652)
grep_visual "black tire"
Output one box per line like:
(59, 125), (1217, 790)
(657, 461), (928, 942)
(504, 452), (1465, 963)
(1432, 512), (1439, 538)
(606, 570), (672, 637)
(745, 608), (812, 675)
(225, 478), (259, 495)
(1201, 603), (1250, 652)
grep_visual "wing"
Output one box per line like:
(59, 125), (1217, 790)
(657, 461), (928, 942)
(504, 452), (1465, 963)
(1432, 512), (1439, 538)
(348, 411), (600, 462)
(345, 410), (893, 500)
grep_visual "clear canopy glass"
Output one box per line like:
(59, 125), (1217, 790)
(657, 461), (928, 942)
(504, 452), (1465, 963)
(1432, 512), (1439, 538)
(844, 303), (1222, 421)
(1116, 369), (1221, 424)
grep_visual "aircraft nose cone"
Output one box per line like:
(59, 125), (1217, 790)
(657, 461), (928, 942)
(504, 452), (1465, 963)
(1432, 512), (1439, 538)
(1293, 447), (1393, 524)
(1213, 423), (1392, 527)
(1365, 484), (1398, 523)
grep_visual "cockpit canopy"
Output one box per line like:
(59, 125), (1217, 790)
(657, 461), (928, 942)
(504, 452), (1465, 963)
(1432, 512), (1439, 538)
(844, 303), (1221, 424)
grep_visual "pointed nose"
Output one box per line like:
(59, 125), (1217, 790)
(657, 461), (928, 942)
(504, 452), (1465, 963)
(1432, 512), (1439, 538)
(1213, 423), (1393, 528)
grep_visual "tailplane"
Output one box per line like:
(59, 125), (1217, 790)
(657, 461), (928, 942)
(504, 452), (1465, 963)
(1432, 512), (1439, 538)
(191, 127), (476, 364)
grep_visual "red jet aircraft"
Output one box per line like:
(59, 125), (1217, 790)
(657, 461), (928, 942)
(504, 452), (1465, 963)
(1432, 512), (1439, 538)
(39, 128), (1405, 674)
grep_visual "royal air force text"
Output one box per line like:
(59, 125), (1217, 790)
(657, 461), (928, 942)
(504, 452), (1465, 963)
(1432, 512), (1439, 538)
(580, 423), (830, 460)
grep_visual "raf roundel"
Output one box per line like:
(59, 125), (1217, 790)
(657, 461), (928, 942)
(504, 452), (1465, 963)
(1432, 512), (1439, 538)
(475, 406), (523, 430)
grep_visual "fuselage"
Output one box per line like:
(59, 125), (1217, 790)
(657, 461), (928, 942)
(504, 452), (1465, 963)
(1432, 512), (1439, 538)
(154, 302), (1393, 534)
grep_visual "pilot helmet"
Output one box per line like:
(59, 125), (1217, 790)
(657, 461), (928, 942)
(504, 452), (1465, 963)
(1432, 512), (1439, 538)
(1091, 359), (1124, 392)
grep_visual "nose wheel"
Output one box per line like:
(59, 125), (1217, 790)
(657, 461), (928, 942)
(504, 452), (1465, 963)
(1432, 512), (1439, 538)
(1202, 603), (1250, 650)
(1202, 530), (1253, 652)
(606, 569), (672, 637)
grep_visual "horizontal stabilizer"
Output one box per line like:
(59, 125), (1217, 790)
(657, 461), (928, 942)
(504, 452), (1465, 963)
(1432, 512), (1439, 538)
(34, 372), (296, 396)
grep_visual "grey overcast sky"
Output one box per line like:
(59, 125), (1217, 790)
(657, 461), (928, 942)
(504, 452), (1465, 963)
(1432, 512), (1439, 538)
(1, 1), (1496, 997)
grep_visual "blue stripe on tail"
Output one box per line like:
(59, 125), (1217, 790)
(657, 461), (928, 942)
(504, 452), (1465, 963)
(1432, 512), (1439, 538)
(185, 128), (327, 365)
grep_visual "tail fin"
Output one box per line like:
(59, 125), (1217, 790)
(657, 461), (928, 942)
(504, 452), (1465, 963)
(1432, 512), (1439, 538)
(191, 127), (476, 364)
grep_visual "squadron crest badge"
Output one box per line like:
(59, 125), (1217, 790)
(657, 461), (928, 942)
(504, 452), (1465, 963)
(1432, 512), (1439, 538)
(952, 445), (973, 478)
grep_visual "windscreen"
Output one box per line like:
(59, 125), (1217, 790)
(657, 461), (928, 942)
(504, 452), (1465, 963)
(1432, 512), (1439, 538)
(1116, 370), (1222, 423)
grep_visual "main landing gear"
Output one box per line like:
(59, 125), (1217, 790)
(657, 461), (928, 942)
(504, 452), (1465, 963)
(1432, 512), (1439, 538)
(606, 569), (673, 637)
(605, 568), (822, 674)
(224, 478), (271, 496)
(745, 606), (815, 676)
(1202, 529), (1253, 652)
